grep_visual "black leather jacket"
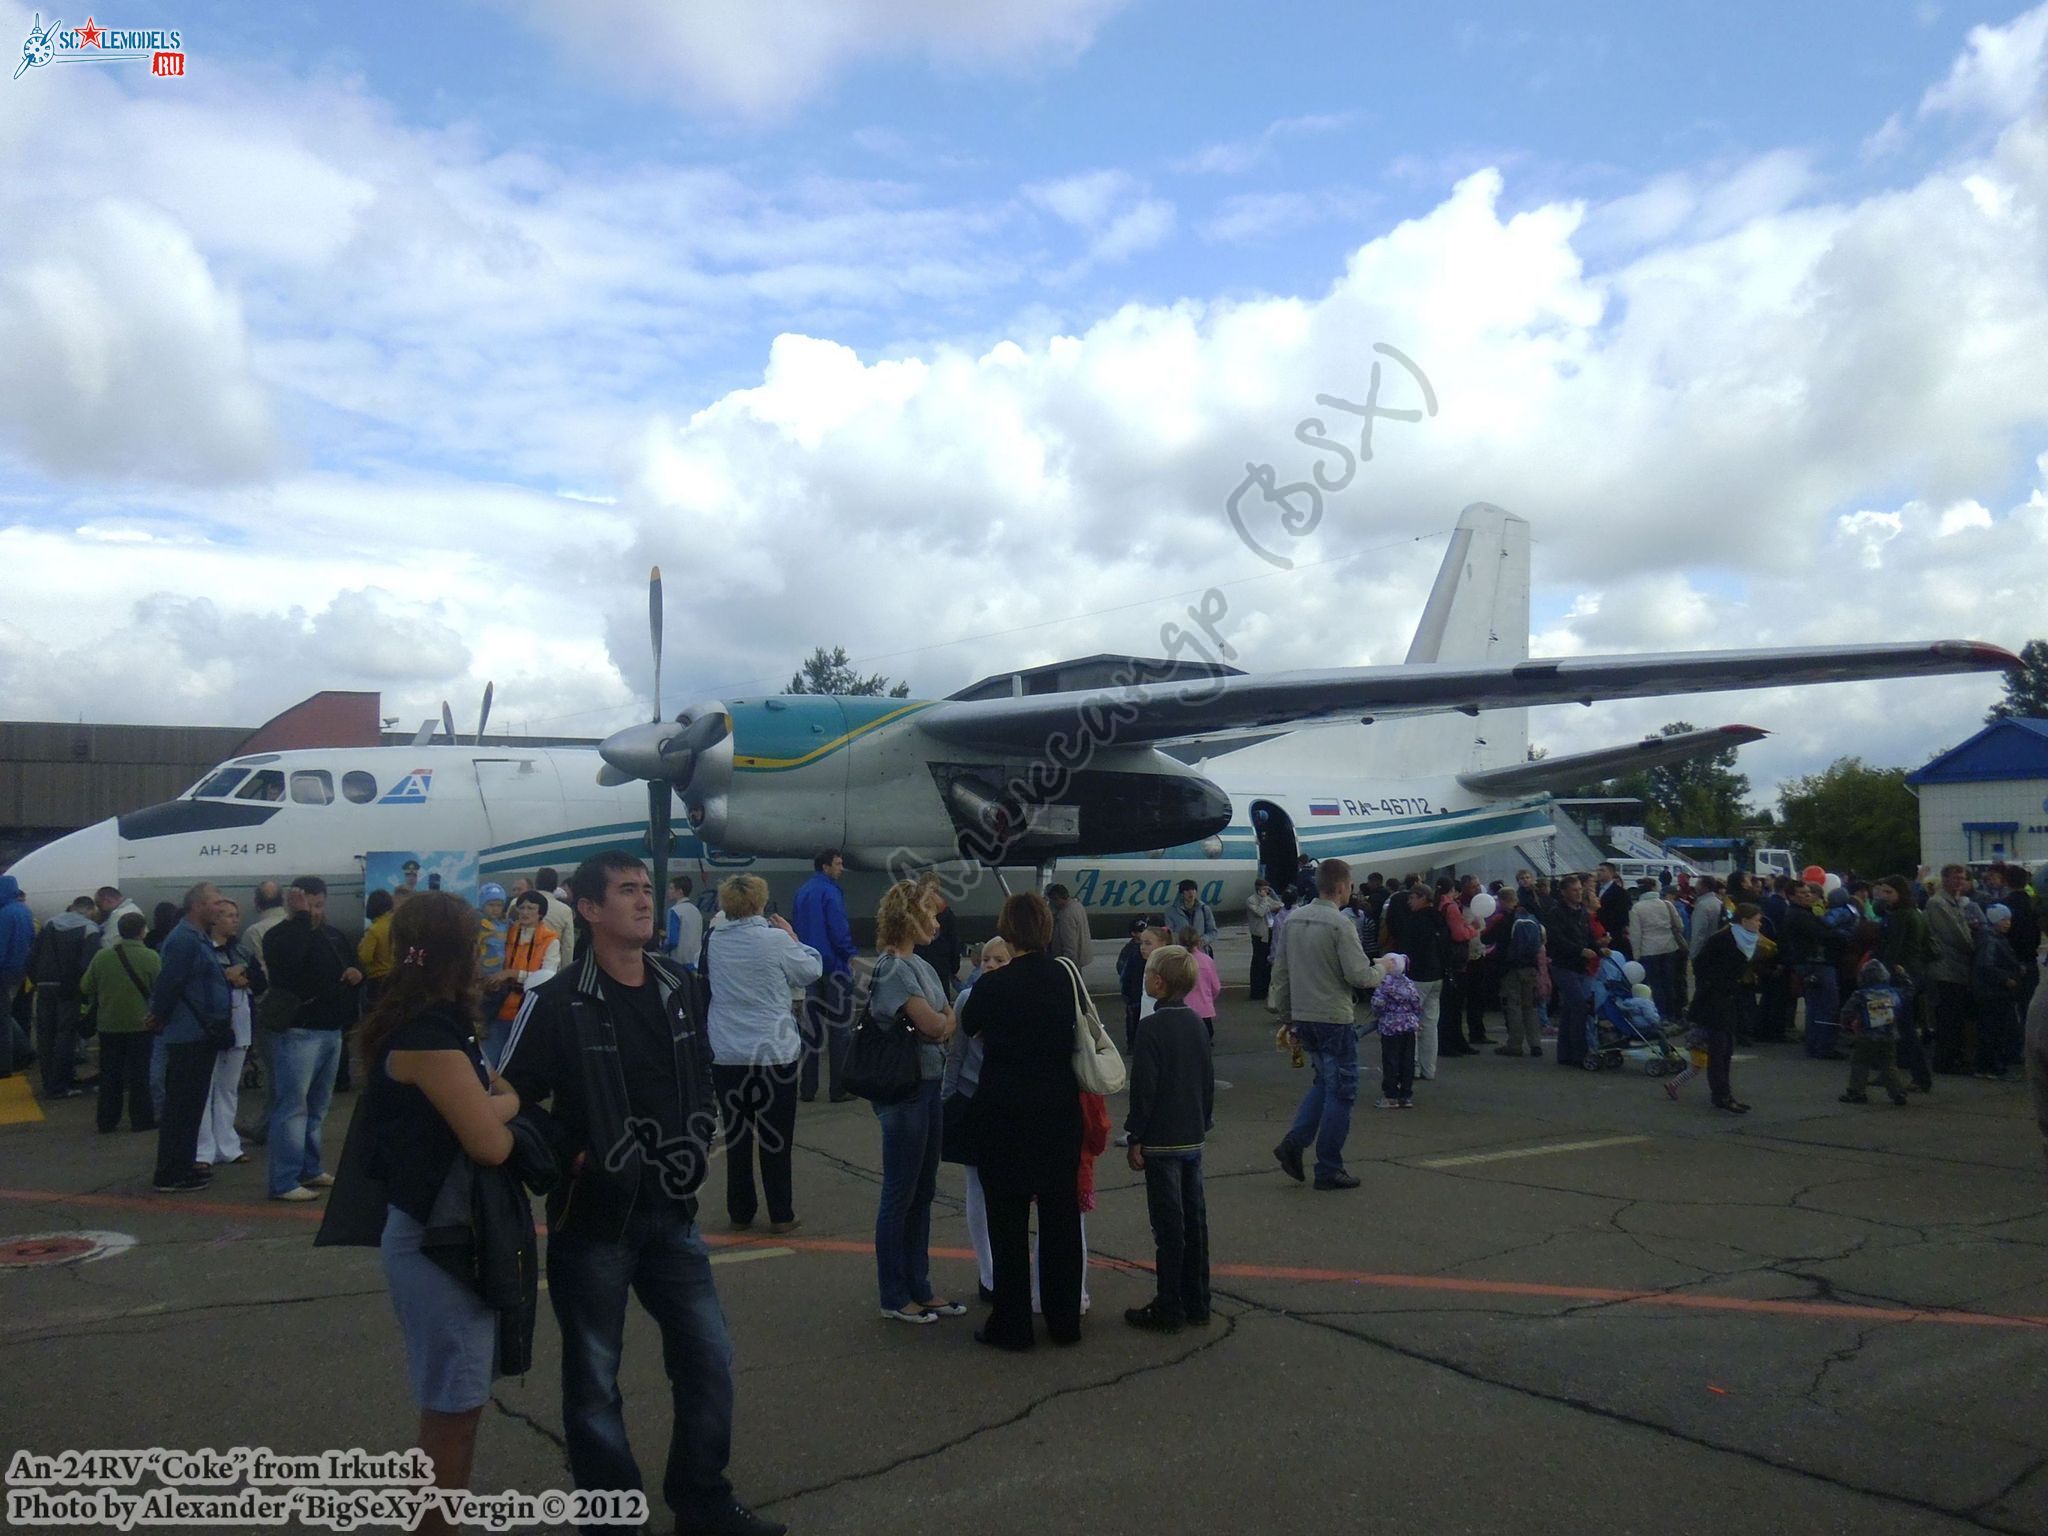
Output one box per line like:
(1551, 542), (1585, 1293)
(501, 949), (715, 1242)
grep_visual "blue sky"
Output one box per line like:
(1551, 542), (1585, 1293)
(3, 0), (2048, 795)
(114, 0), (1999, 419)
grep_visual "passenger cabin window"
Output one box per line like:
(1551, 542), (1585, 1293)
(192, 767), (249, 799)
(341, 770), (379, 804)
(290, 770), (335, 806)
(235, 770), (286, 803)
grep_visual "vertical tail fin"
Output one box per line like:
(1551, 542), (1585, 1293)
(1405, 503), (1529, 668)
(1388, 503), (1530, 775)
(1199, 503), (1533, 782)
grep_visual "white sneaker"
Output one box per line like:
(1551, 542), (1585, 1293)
(879, 1306), (936, 1325)
(301, 1173), (335, 1188)
(272, 1187), (320, 1202)
(1375, 1096), (1399, 1109)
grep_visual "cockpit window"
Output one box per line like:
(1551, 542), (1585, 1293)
(192, 767), (250, 800)
(290, 770), (335, 806)
(235, 770), (287, 803)
(341, 770), (379, 805)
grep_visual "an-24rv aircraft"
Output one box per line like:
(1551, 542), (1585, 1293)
(9, 506), (2016, 931)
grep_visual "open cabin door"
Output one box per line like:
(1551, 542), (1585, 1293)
(1250, 800), (1299, 886)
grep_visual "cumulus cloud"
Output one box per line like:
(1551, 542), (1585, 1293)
(0, 200), (277, 484)
(496, 0), (1130, 119)
(9, 2), (2048, 819)
(1921, 3), (2048, 118)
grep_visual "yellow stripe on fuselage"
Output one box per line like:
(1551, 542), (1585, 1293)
(732, 702), (930, 771)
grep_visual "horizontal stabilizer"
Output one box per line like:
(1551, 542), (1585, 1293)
(1457, 725), (1767, 798)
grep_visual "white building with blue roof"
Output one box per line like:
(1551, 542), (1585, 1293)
(1908, 719), (2048, 871)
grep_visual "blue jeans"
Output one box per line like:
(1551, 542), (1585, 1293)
(1282, 1022), (1358, 1180)
(1554, 971), (1596, 1065)
(149, 1033), (168, 1118)
(267, 1028), (341, 1196)
(1801, 966), (1841, 1057)
(873, 1078), (943, 1310)
(547, 1202), (735, 1532)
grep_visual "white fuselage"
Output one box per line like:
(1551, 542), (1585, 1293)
(8, 742), (1554, 935)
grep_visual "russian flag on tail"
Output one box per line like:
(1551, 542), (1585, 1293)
(1308, 800), (1342, 817)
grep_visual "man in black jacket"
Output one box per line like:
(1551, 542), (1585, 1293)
(501, 850), (781, 1536)
(1594, 863), (1633, 960)
(1544, 876), (1605, 1068)
(261, 877), (362, 1201)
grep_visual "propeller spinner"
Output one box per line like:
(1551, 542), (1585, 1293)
(595, 567), (733, 897)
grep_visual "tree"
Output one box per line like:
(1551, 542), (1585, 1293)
(784, 645), (911, 698)
(1777, 757), (1919, 877)
(1570, 721), (1752, 839)
(1986, 639), (2048, 722)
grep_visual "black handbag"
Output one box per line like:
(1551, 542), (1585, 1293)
(939, 1091), (979, 1165)
(842, 995), (920, 1105)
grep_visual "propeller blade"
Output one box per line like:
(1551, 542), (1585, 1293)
(475, 681), (494, 745)
(596, 763), (634, 788)
(441, 701), (456, 744)
(673, 709), (730, 756)
(649, 565), (664, 724)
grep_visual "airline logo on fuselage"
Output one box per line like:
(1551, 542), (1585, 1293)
(379, 769), (434, 805)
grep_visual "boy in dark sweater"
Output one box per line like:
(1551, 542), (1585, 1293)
(1124, 945), (1216, 1335)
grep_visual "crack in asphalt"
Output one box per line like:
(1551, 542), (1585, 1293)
(1239, 1295), (2038, 1535)
(0, 1285), (389, 1348)
(487, 1392), (569, 1456)
(755, 1310), (1242, 1513)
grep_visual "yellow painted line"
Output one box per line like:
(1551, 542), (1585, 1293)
(0, 1076), (46, 1127)
(1416, 1135), (1650, 1169)
(733, 703), (930, 770)
(711, 1245), (795, 1266)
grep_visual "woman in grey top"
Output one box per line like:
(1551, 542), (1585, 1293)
(868, 880), (960, 1324)
(705, 874), (821, 1233)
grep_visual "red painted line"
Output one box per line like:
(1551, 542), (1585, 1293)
(5, 1186), (2041, 1331)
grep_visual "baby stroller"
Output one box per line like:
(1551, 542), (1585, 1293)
(1588, 955), (1686, 1075)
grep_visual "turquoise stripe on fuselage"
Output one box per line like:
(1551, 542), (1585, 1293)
(1108, 801), (1550, 864)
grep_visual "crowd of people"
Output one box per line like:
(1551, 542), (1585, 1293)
(5, 843), (2046, 1536)
(1245, 856), (2048, 1189)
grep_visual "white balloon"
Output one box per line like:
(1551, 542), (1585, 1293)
(1822, 872), (1843, 894)
(1468, 892), (1498, 920)
(1622, 959), (1646, 985)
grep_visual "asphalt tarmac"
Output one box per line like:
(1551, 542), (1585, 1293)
(5, 944), (2046, 1536)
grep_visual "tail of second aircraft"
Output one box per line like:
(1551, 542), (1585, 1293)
(1403, 503), (1530, 672)
(1377, 502), (1532, 776)
(1196, 502), (1532, 784)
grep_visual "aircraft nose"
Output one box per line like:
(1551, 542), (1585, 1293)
(7, 818), (118, 918)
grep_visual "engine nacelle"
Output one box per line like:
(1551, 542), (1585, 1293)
(684, 695), (1232, 868)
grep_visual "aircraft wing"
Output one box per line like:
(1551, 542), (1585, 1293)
(1455, 724), (1768, 798)
(914, 641), (2016, 753)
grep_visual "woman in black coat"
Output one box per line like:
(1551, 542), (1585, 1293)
(1693, 903), (1763, 1114)
(959, 890), (1084, 1349)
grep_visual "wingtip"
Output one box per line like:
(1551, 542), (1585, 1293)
(1719, 724), (1770, 741)
(1930, 640), (2020, 669)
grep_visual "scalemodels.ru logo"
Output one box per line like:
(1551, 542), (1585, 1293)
(14, 13), (186, 80)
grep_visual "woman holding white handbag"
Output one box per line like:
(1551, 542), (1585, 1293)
(960, 890), (1095, 1350)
